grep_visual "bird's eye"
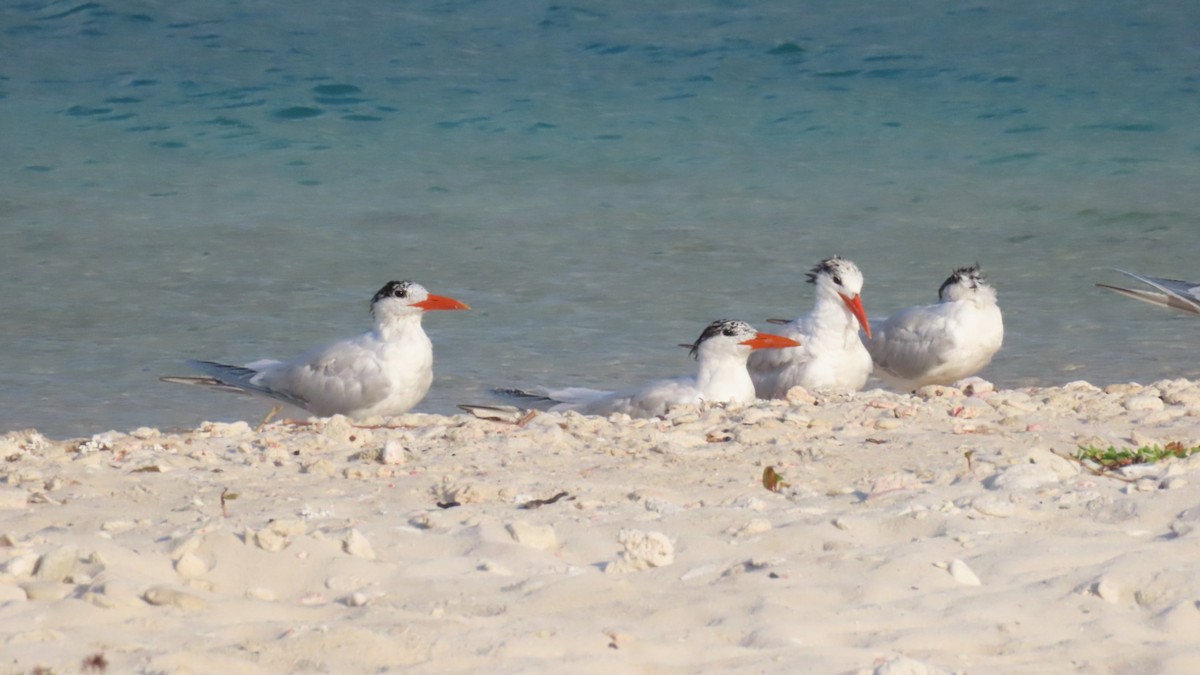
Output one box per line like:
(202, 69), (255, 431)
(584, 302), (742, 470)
(723, 327), (737, 336)
(832, 275), (843, 286)
(394, 286), (408, 298)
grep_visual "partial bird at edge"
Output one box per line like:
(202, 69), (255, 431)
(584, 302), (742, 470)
(1096, 270), (1200, 316)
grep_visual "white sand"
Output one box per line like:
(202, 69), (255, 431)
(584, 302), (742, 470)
(4, 379), (1200, 674)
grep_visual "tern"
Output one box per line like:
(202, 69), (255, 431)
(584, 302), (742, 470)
(748, 256), (873, 397)
(162, 280), (469, 419)
(865, 263), (1004, 390)
(1096, 270), (1200, 316)
(496, 320), (799, 418)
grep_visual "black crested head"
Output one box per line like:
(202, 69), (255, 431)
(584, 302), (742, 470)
(371, 280), (416, 313)
(938, 263), (984, 300)
(686, 319), (751, 359)
(805, 256), (845, 285)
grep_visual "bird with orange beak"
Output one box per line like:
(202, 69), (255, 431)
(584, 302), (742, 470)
(493, 320), (800, 418)
(748, 256), (873, 397)
(162, 280), (469, 420)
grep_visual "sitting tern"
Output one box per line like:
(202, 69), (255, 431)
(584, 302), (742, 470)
(1096, 270), (1200, 316)
(748, 256), (873, 397)
(865, 263), (1003, 391)
(162, 280), (469, 419)
(497, 320), (799, 418)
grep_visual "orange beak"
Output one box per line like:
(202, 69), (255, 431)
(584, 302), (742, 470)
(840, 293), (871, 339)
(415, 294), (471, 311)
(740, 332), (801, 350)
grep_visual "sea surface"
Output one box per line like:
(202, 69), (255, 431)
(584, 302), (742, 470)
(3, 0), (1199, 439)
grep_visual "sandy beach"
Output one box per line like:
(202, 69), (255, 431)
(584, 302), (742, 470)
(4, 378), (1200, 674)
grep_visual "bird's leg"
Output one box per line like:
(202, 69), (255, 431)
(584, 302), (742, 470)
(256, 405), (282, 431)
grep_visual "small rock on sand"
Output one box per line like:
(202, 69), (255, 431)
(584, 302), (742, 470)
(948, 558), (982, 586)
(606, 529), (675, 574)
(3, 552), (39, 578)
(505, 521), (558, 551)
(343, 528), (376, 559)
(175, 552), (209, 579)
(143, 585), (209, 610)
(33, 545), (78, 583)
(381, 440), (407, 465)
(1093, 576), (1122, 603)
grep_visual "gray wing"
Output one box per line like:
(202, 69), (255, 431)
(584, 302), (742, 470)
(493, 387), (556, 406)
(1097, 270), (1200, 316)
(866, 307), (954, 380)
(181, 359), (312, 410)
(498, 386), (614, 411)
(457, 403), (529, 423)
(254, 340), (396, 416)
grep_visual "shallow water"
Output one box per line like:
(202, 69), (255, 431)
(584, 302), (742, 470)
(3, 0), (1199, 438)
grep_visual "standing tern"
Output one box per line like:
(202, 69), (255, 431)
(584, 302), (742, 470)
(162, 280), (469, 419)
(497, 320), (800, 418)
(1096, 270), (1200, 316)
(748, 256), (873, 397)
(865, 263), (1004, 390)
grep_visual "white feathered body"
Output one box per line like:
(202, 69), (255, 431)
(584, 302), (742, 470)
(536, 354), (758, 418)
(169, 280), (468, 420)
(867, 284), (1003, 390)
(518, 320), (790, 419)
(748, 306), (873, 397)
(748, 257), (874, 397)
(252, 317), (434, 417)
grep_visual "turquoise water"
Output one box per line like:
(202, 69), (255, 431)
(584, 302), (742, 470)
(3, 0), (1199, 438)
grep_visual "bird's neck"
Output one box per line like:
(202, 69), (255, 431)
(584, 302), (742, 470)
(695, 355), (755, 403)
(375, 313), (426, 342)
(811, 293), (859, 337)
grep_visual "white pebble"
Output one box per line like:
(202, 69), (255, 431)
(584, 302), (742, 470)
(34, 545), (78, 583)
(606, 529), (675, 574)
(174, 552), (209, 579)
(381, 440), (407, 465)
(970, 495), (1015, 518)
(1135, 478), (1159, 492)
(505, 520), (559, 551)
(343, 528), (377, 559)
(1124, 394), (1164, 412)
(2, 552), (39, 578)
(948, 558), (982, 586)
(1093, 577), (1121, 603)
(254, 528), (289, 552)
